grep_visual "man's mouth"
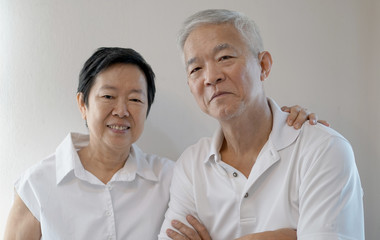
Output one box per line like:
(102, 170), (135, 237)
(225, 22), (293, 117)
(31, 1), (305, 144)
(210, 91), (229, 102)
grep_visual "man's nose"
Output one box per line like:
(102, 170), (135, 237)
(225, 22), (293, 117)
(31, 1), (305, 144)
(112, 100), (129, 118)
(204, 64), (225, 86)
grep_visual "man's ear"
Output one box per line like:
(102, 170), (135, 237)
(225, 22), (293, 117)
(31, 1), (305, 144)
(76, 92), (87, 120)
(258, 51), (273, 81)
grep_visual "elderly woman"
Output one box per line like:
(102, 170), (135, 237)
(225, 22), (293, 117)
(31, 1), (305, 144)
(4, 47), (322, 239)
(4, 47), (174, 239)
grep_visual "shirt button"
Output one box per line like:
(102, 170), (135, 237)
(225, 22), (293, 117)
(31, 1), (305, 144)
(106, 211), (112, 216)
(233, 172), (238, 177)
(244, 192), (249, 198)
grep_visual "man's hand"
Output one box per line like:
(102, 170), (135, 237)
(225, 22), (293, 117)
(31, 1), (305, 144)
(167, 215), (211, 240)
(281, 105), (330, 129)
(236, 228), (297, 240)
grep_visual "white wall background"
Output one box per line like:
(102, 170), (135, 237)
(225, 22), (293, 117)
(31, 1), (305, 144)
(1, 0), (379, 238)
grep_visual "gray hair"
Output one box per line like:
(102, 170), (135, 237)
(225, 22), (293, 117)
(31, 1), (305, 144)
(178, 9), (264, 57)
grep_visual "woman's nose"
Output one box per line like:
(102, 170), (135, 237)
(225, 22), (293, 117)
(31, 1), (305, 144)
(112, 100), (129, 118)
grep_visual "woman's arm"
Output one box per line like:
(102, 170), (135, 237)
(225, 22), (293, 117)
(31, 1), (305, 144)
(4, 191), (41, 240)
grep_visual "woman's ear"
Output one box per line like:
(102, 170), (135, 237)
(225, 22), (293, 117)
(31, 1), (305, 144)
(258, 51), (273, 81)
(76, 92), (87, 120)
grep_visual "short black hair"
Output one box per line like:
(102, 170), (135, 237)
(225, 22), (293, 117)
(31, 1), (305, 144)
(77, 47), (156, 116)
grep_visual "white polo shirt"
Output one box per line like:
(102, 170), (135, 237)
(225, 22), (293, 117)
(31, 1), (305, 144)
(159, 98), (364, 240)
(16, 132), (174, 240)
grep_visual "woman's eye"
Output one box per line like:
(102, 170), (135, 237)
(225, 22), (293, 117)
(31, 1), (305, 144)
(130, 98), (142, 103)
(103, 95), (113, 99)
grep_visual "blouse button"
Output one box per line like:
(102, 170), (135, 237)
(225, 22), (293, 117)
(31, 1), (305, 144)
(244, 192), (249, 198)
(233, 172), (238, 177)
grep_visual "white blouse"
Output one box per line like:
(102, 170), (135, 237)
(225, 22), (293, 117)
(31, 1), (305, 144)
(16, 132), (174, 240)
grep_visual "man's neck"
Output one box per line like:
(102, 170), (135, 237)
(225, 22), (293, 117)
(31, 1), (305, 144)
(219, 99), (273, 178)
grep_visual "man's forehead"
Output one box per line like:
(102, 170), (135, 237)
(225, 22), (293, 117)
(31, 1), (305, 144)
(184, 24), (246, 53)
(183, 23), (235, 47)
(185, 43), (237, 67)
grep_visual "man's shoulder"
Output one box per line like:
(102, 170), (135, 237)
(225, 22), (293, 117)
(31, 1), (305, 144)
(299, 122), (350, 147)
(180, 136), (213, 158)
(294, 123), (355, 169)
(175, 136), (214, 168)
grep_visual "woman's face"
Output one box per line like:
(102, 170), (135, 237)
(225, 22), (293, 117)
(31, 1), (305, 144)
(78, 63), (148, 152)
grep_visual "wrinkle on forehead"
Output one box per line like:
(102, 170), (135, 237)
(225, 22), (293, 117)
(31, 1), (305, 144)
(186, 43), (238, 68)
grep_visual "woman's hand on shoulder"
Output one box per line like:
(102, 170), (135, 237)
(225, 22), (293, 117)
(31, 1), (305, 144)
(281, 105), (330, 129)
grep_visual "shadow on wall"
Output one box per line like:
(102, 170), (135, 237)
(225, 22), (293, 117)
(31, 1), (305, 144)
(137, 85), (217, 161)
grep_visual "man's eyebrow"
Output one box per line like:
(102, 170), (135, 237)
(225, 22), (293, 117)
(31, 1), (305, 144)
(213, 43), (235, 54)
(186, 57), (198, 68)
(186, 43), (236, 68)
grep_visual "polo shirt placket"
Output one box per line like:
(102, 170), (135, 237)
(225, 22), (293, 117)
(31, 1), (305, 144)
(239, 142), (280, 236)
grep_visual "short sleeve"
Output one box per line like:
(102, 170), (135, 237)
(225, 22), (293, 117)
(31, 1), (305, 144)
(158, 155), (198, 239)
(15, 170), (41, 222)
(298, 136), (364, 240)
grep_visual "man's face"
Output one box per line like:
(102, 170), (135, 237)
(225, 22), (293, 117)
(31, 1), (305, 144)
(183, 23), (265, 121)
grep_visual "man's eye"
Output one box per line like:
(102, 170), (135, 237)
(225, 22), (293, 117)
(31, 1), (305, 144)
(219, 55), (232, 61)
(190, 67), (201, 75)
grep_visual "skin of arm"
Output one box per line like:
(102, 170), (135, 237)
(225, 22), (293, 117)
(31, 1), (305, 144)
(4, 191), (41, 240)
(168, 215), (296, 240)
(235, 228), (297, 240)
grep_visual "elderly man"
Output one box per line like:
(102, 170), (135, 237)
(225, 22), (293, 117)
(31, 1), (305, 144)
(159, 9), (364, 240)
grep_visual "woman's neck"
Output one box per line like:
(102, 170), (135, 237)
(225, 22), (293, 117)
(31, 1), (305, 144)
(78, 143), (130, 184)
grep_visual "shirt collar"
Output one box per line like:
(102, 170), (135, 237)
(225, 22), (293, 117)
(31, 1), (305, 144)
(55, 133), (158, 185)
(248, 98), (301, 191)
(205, 128), (224, 164)
(56, 132), (89, 184)
(113, 144), (159, 182)
(267, 97), (300, 151)
(204, 98), (300, 163)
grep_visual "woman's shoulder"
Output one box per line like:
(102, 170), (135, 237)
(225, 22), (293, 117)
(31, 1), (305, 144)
(131, 144), (175, 177)
(16, 153), (57, 187)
